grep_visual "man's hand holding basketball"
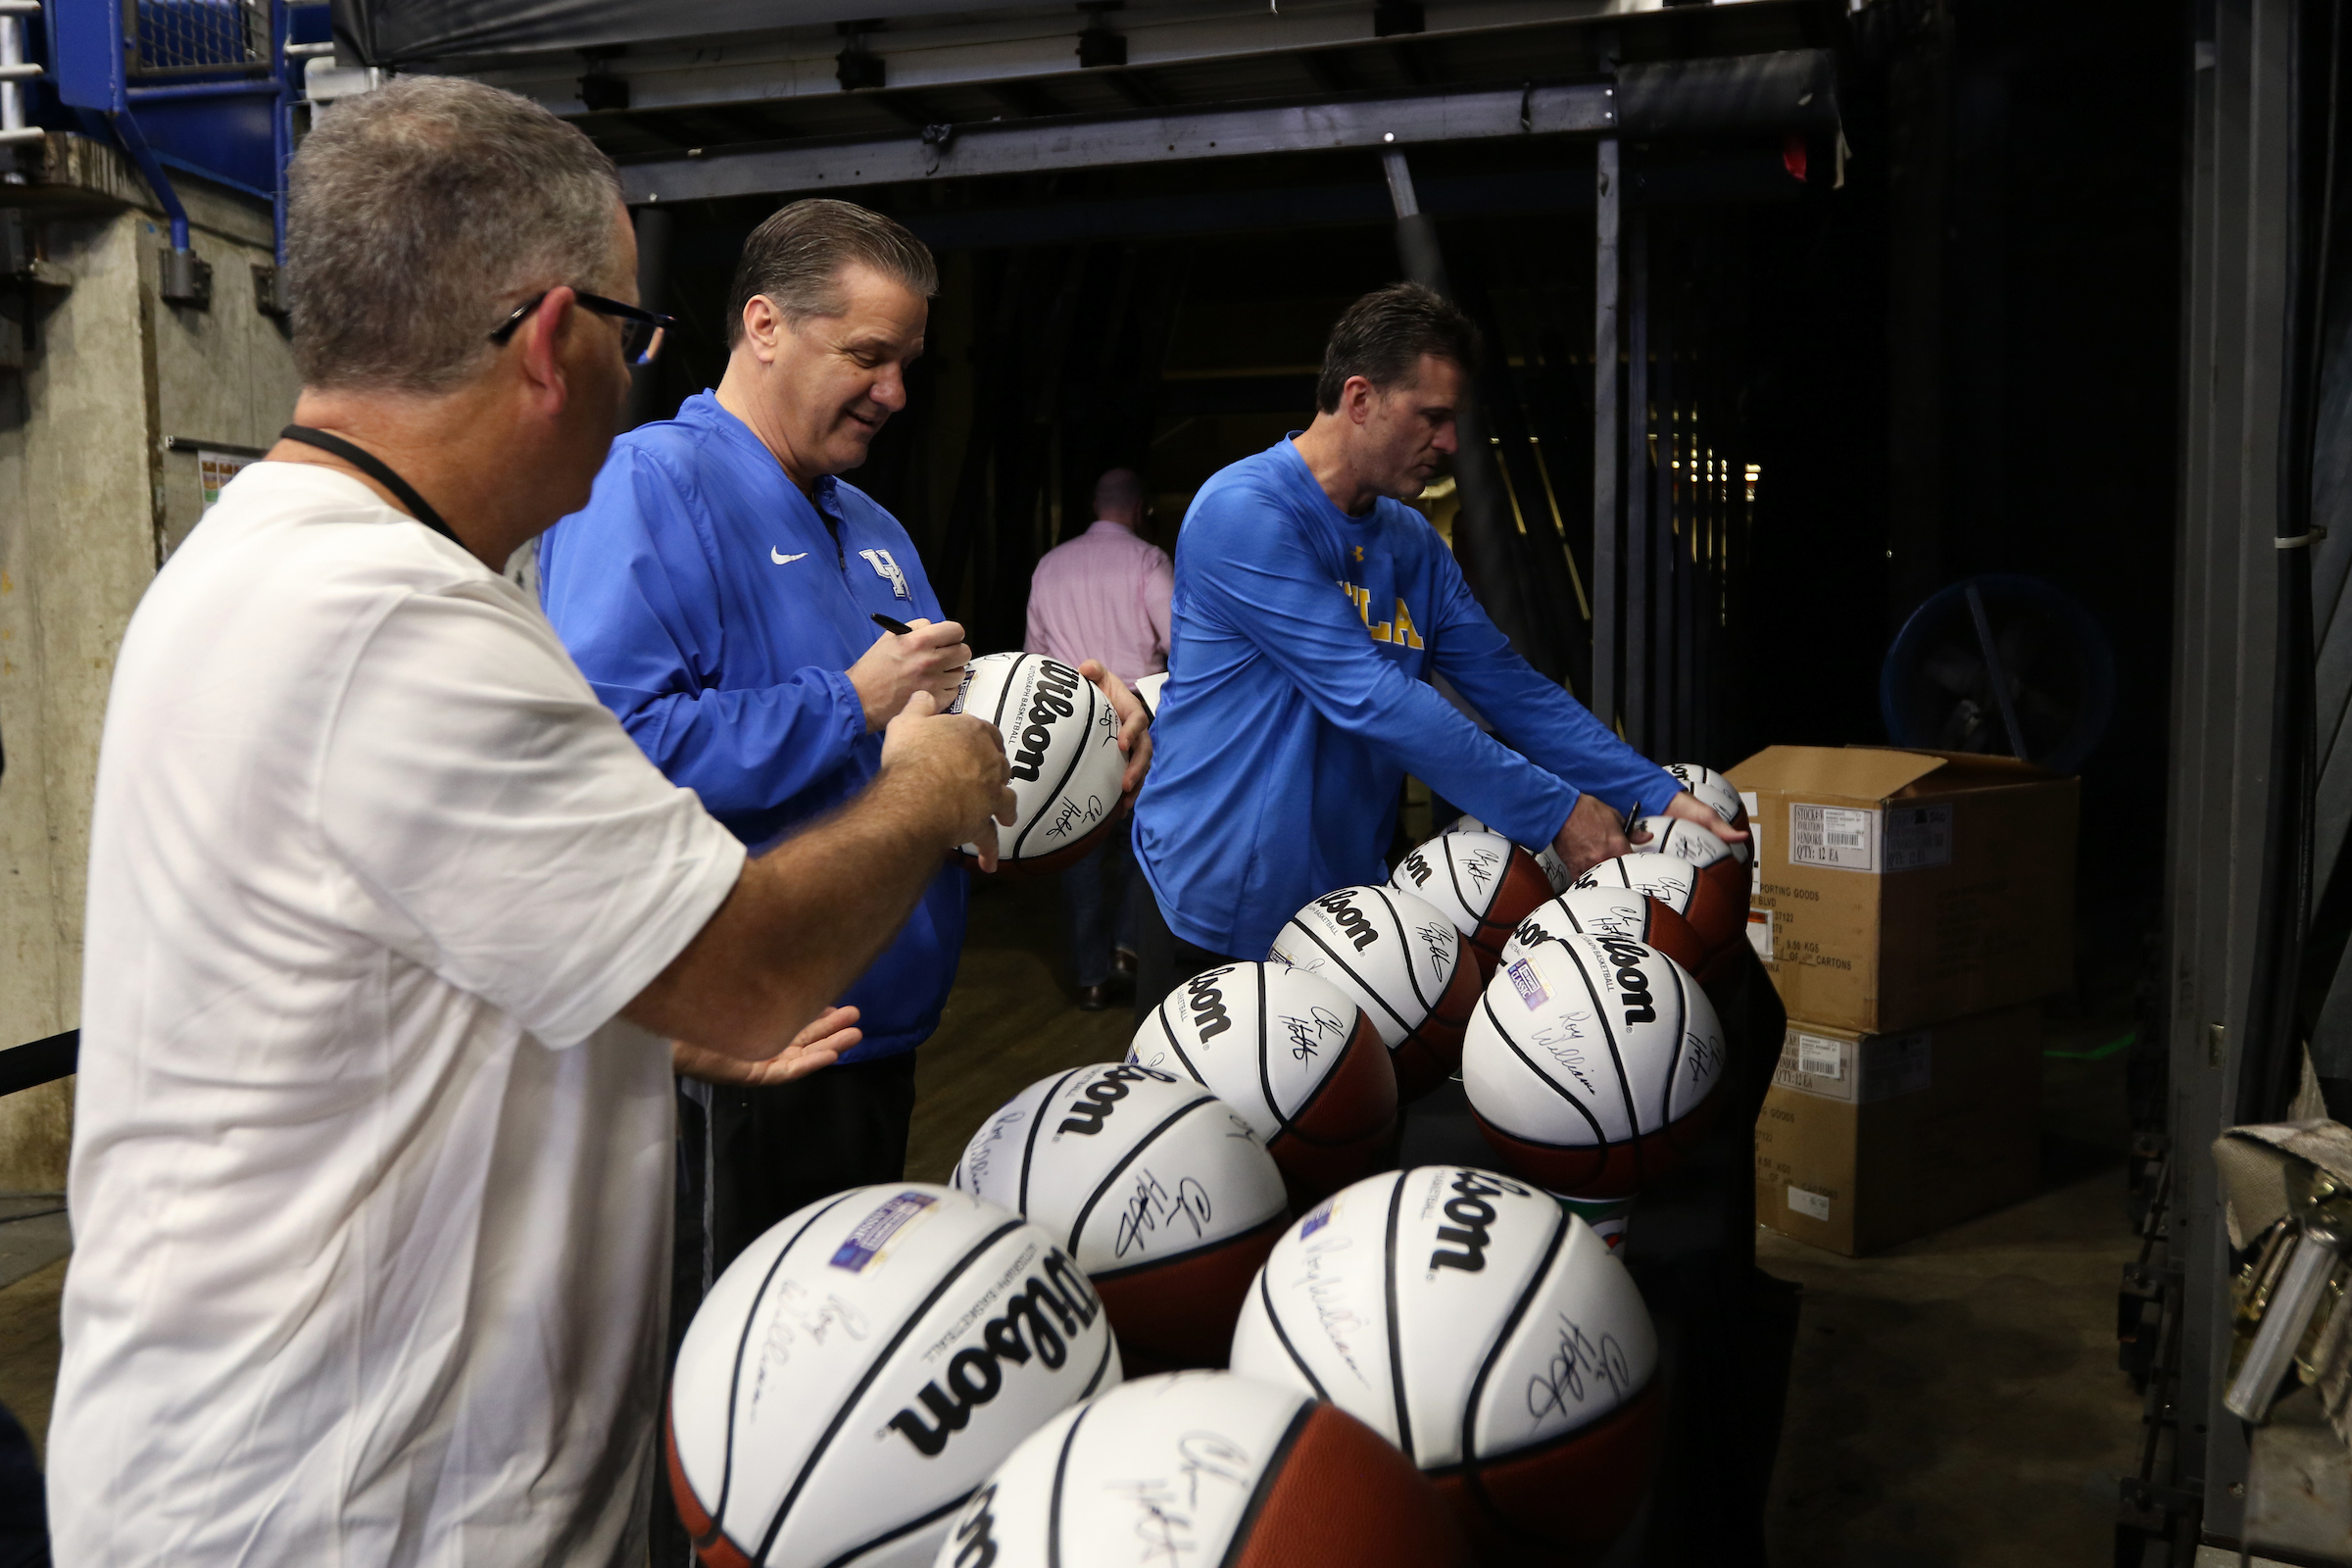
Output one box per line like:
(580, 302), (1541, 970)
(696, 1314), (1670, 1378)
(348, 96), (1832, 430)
(1551, 792), (1635, 881)
(881, 690), (1017, 870)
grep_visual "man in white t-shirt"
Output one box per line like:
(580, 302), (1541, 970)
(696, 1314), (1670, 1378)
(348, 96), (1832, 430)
(47, 77), (1015, 1567)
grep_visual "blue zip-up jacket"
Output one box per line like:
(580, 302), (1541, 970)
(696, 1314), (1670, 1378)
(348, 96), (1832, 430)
(537, 391), (961, 1061)
(1134, 437), (1683, 957)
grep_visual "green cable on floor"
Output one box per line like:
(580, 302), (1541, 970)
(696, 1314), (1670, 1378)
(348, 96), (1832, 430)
(2044, 1030), (2136, 1062)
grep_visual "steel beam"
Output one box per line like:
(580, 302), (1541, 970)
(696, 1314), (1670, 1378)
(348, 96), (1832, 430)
(1624, 208), (1648, 751)
(1592, 133), (1620, 730)
(619, 79), (1618, 204)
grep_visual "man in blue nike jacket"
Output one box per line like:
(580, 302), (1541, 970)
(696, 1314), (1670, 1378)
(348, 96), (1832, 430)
(1132, 283), (1742, 1011)
(540, 203), (1147, 1303)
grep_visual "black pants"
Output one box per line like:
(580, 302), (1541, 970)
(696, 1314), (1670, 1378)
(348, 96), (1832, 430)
(656, 1052), (919, 1566)
(1134, 888), (1243, 1025)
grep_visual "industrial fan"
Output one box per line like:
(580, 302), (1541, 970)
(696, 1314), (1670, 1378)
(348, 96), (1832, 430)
(1880, 574), (2115, 775)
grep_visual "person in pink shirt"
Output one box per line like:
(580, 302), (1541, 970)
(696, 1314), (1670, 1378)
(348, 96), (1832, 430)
(1026, 467), (1173, 1007)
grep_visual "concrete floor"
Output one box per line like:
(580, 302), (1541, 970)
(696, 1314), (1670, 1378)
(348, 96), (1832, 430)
(0, 873), (2150, 1561)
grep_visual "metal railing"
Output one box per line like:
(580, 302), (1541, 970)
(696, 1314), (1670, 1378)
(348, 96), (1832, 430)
(0, 0), (39, 156)
(127, 0), (270, 77)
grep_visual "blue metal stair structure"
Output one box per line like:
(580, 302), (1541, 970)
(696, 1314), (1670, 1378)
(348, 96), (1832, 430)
(37, 0), (333, 272)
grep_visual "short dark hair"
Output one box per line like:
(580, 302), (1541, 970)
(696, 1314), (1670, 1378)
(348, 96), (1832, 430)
(1314, 282), (1482, 414)
(288, 76), (622, 393)
(726, 200), (939, 347)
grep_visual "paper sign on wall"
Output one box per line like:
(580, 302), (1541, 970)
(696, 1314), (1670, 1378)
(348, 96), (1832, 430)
(199, 451), (255, 514)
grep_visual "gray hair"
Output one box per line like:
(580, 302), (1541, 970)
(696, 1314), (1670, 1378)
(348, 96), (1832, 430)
(287, 75), (624, 394)
(725, 200), (938, 347)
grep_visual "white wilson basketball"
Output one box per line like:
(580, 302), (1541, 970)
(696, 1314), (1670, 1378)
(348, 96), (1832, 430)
(1497, 886), (1707, 977)
(953, 1064), (1289, 1369)
(947, 652), (1124, 873)
(1230, 1167), (1661, 1556)
(667, 1184), (1118, 1568)
(1461, 933), (1725, 1197)
(1128, 961), (1399, 1204)
(1391, 830), (1562, 981)
(934, 1371), (1462, 1568)
(1662, 761), (1746, 830)
(1132, 669), (1168, 723)
(1267, 885), (1479, 1101)
(1574, 852), (1743, 956)
(1446, 812), (1572, 893)
(1629, 813), (1750, 872)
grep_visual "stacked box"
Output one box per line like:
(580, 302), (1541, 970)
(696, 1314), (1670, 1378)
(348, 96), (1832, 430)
(1725, 746), (2078, 1255)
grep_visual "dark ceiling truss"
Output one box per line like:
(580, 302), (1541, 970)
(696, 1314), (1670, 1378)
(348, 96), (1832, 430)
(614, 51), (1835, 206)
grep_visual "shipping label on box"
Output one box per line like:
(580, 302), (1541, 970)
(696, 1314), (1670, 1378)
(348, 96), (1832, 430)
(1789, 803), (1879, 871)
(1773, 1027), (1933, 1104)
(1884, 806), (1954, 871)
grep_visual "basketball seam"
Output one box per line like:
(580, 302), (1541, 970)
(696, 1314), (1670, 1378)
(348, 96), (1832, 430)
(1660, 957), (1691, 1131)
(1275, 1015), (1372, 1146)
(1063, 1092), (1225, 1259)
(1013, 664), (1100, 858)
(1046, 1399), (1095, 1568)
(1562, 942), (1646, 1186)
(1019, 1068), (1087, 1217)
(1442, 838), (1482, 929)
(1283, 915), (1414, 1039)
(1215, 1400), (1315, 1568)
(1156, 995), (1209, 1089)
(986, 653), (1031, 734)
(1253, 967), (1285, 1136)
(1257, 1263), (1335, 1403)
(753, 1216), (1026, 1562)
(1366, 885), (1440, 1013)
(1454, 1208), (1575, 1541)
(1383, 1174), (1415, 1463)
(813, 1488), (977, 1568)
(1078, 1321), (1116, 1396)
(1478, 990), (1607, 1147)
(710, 1190), (864, 1528)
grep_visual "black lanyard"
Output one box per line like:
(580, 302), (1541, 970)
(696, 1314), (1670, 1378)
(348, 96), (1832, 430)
(277, 425), (463, 548)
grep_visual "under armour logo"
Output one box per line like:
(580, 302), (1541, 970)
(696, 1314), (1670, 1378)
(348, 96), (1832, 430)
(859, 547), (911, 601)
(1351, 545), (1365, 563)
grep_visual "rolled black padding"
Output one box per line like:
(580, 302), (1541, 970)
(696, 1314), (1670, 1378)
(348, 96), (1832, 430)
(1616, 49), (1840, 143)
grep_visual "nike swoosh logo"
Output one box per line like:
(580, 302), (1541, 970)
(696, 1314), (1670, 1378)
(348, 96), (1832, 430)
(771, 549), (808, 564)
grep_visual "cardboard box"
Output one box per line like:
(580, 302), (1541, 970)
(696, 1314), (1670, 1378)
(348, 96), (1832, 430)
(1725, 746), (2079, 1034)
(1753, 1006), (2041, 1255)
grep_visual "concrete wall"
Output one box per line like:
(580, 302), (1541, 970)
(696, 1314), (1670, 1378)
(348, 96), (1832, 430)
(0, 146), (299, 1193)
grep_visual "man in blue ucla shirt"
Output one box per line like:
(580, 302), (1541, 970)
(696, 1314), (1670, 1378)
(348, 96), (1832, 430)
(1132, 283), (1741, 1006)
(539, 204), (1148, 1310)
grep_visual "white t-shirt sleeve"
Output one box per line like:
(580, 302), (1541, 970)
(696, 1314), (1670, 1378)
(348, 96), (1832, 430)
(318, 579), (747, 1048)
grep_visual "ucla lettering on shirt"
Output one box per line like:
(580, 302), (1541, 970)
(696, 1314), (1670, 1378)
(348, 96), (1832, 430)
(1337, 580), (1427, 648)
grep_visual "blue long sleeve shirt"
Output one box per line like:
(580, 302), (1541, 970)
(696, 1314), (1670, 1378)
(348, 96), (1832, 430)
(1134, 436), (1682, 957)
(537, 391), (962, 1060)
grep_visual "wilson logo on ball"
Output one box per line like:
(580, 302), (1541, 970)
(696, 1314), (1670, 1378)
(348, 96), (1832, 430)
(1008, 662), (1084, 782)
(1591, 934), (1658, 1024)
(1401, 851), (1433, 888)
(1428, 1168), (1531, 1275)
(1185, 972), (1233, 1041)
(1314, 892), (1381, 951)
(885, 1252), (1102, 1457)
(1054, 1063), (1177, 1137)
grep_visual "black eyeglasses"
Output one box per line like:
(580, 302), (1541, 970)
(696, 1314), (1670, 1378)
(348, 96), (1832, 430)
(490, 289), (674, 367)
